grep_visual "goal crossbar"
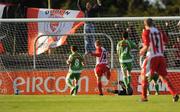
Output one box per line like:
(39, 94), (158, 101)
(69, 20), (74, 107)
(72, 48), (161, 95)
(0, 16), (180, 22)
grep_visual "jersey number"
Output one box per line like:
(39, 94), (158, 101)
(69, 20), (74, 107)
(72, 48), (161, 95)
(75, 59), (80, 67)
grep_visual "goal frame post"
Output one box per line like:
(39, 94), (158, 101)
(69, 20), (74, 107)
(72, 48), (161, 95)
(33, 33), (114, 69)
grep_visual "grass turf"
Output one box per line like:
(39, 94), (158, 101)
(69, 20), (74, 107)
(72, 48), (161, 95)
(0, 95), (179, 112)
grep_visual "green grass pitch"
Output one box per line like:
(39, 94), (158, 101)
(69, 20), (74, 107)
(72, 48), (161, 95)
(0, 95), (179, 112)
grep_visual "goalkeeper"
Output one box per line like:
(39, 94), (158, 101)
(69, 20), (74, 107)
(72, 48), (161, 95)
(116, 31), (136, 94)
(66, 45), (85, 96)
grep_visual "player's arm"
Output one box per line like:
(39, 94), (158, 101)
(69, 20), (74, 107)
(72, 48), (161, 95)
(96, 0), (102, 6)
(77, 0), (85, 11)
(161, 31), (169, 45)
(90, 47), (101, 57)
(80, 54), (85, 66)
(116, 42), (121, 57)
(140, 30), (150, 56)
(66, 55), (72, 65)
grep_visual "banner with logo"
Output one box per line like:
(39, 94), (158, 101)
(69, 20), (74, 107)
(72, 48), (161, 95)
(27, 8), (84, 55)
(0, 69), (180, 95)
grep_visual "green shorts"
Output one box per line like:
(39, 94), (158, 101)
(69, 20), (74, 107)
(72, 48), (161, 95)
(66, 72), (81, 81)
(120, 62), (132, 72)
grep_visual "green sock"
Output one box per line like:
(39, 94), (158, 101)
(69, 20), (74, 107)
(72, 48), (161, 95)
(155, 83), (159, 94)
(123, 77), (128, 89)
(74, 85), (79, 95)
(66, 78), (74, 89)
(127, 76), (131, 88)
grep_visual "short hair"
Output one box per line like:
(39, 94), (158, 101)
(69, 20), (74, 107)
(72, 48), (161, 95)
(122, 31), (128, 39)
(95, 40), (101, 46)
(71, 45), (77, 52)
(144, 18), (154, 27)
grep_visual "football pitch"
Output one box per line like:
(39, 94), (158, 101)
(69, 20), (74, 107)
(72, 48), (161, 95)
(0, 95), (179, 112)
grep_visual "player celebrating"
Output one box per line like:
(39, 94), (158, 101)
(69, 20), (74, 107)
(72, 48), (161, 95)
(140, 18), (179, 102)
(66, 45), (84, 96)
(89, 40), (111, 95)
(116, 31), (136, 94)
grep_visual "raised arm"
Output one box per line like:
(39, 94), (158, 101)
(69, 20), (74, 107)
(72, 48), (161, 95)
(96, 0), (102, 6)
(77, 0), (83, 11)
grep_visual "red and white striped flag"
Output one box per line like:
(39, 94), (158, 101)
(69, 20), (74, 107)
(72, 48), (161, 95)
(27, 8), (84, 55)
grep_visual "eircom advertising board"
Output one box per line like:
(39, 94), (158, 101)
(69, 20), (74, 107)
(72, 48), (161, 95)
(0, 69), (179, 95)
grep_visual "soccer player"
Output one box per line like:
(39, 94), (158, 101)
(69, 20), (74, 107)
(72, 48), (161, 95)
(66, 45), (84, 95)
(116, 31), (136, 94)
(140, 18), (179, 102)
(89, 40), (111, 95)
(107, 81), (133, 95)
(139, 53), (159, 95)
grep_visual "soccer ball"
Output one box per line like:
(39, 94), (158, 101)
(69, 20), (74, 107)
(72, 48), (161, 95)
(101, 76), (109, 86)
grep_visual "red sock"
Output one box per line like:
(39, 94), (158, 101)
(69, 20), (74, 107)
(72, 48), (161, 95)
(106, 71), (111, 80)
(162, 78), (176, 96)
(142, 78), (148, 99)
(97, 81), (103, 94)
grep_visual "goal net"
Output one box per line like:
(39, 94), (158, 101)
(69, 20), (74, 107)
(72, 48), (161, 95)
(0, 17), (180, 95)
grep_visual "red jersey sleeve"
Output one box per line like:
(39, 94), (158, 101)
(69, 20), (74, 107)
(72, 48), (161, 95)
(142, 29), (150, 46)
(91, 47), (102, 57)
(161, 31), (169, 44)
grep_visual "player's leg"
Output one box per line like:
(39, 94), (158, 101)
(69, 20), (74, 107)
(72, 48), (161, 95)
(66, 72), (75, 95)
(73, 73), (81, 95)
(152, 73), (159, 95)
(105, 65), (111, 81)
(157, 57), (179, 102)
(141, 57), (151, 101)
(126, 62), (132, 89)
(120, 64), (128, 89)
(141, 72), (148, 101)
(95, 65), (103, 95)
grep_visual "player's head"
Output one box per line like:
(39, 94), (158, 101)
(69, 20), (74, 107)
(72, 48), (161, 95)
(122, 31), (128, 40)
(144, 18), (154, 27)
(86, 1), (92, 10)
(70, 45), (77, 52)
(95, 40), (102, 48)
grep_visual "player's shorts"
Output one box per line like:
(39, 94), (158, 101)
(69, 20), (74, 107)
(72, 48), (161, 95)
(94, 64), (110, 77)
(141, 56), (167, 77)
(66, 72), (80, 81)
(120, 62), (132, 72)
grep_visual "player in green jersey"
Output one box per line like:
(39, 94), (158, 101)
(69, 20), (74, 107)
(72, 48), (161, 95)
(66, 45), (85, 95)
(116, 31), (136, 94)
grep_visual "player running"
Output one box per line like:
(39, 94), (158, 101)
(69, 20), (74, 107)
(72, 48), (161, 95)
(116, 31), (136, 94)
(66, 45), (85, 96)
(89, 40), (111, 95)
(140, 18), (179, 102)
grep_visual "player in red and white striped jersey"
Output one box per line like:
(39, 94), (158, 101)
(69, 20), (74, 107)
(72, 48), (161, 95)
(140, 18), (179, 102)
(90, 40), (111, 95)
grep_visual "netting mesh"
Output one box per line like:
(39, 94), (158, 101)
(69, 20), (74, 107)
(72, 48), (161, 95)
(0, 17), (179, 95)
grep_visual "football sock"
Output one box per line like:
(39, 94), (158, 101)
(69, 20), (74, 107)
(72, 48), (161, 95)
(74, 85), (79, 95)
(142, 78), (148, 99)
(127, 76), (131, 88)
(98, 81), (103, 95)
(123, 77), (128, 89)
(155, 83), (159, 94)
(162, 78), (176, 96)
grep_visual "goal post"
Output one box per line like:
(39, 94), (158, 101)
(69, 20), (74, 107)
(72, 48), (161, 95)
(33, 33), (114, 69)
(0, 17), (180, 95)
